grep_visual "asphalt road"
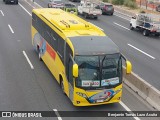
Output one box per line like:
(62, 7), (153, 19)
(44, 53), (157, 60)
(0, 0), (159, 120)
(33, 0), (160, 90)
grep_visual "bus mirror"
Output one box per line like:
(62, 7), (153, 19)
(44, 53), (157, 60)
(126, 61), (132, 74)
(73, 64), (78, 77)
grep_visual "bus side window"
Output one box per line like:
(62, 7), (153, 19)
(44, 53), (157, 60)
(50, 31), (58, 50)
(57, 36), (65, 62)
(32, 13), (38, 30)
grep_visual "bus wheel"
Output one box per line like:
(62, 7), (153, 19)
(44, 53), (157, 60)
(38, 47), (42, 61)
(60, 79), (65, 95)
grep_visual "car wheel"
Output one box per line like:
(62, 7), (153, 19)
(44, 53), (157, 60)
(5, 0), (8, 4)
(130, 24), (134, 30)
(94, 16), (98, 19)
(15, 1), (18, 4)
(84, 13), (88, 19)
(110, 13), (113, 15)
(155, 33), (160, 37)
(77, 11), (80, 15)
(48, 4), (51, 8)
(143, 30), (149, 36)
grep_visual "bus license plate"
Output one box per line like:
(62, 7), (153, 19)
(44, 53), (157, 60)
(97, 100), (104, 103)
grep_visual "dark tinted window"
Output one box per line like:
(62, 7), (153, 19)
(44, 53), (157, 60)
(105, 5), (113, 8)
(32, 13), (65, 63)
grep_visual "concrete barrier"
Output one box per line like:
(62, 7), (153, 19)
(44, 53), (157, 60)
(123, 68), (160, 110)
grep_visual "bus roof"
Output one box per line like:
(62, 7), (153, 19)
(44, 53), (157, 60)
(70, 36), (119, 55)
(32, 8), (105, 37)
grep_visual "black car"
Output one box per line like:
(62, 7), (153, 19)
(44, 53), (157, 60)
(99, 2), (114, 15)
(69, 0), (80, 2)
(156, 5), (160, 12)
(3, 0), (18, 4)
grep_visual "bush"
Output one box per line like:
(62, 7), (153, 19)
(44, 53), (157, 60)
(103, 0), (109, 2)
(112, 0), (124, 5)
(124, 0), (137, 9)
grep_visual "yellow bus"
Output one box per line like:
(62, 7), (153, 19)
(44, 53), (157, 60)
(31, 8), (132, 106)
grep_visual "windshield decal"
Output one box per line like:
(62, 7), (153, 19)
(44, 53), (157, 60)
(101, 77), (119, 86)
(82, 80), (100, 87)
(87, 89), (121, 103)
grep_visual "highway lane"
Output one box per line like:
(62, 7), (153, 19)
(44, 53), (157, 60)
(34, 0), (160, 90)
(0, 0), (53, 112)
(0, 0), (159, 120)
(87, 16), (160, 90)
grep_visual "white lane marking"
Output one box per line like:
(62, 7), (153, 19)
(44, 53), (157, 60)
(0, 10), (4, 16)
(128, 44), (155, 59)
(53, 109), (62, 120)
(114, 13), (130, 21)
(34, 2), (42, 8)
(24, 0), (35, 8)
(8, 24), (14, 33)
(120, 101), (141, 120)
(89, 22), (104, 31)
(114, 10), (132, 17)
(114, 22), (130, 30)
(23, 51), (34, 69)
(19, 3), (32, 16)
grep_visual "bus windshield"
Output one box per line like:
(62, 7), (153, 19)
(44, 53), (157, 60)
(75, 54), (122, 90)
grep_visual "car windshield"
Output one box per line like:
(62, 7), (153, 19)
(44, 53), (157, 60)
(53, 0), (63, 3)
(75, 54), (122, 90)
(106, 5), (113, 9)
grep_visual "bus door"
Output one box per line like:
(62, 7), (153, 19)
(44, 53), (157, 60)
(65, 43), (74, 101)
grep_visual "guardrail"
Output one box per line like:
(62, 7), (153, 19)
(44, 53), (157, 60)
(123, 68), (160, 110)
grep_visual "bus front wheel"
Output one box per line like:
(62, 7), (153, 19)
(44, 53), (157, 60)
(60, 79), (65, 95)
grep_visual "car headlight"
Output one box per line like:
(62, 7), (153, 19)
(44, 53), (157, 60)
(76, 92), (87, 98)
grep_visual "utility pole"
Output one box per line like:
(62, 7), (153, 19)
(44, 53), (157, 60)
(145, 0), (148, 9)
(140, 0), (141, 7)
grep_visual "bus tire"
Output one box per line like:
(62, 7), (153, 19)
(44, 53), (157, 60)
(60, 78), (65, 95)
(37, 47), (42, 61)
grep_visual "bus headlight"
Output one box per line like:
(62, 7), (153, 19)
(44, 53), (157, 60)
(76, 92), (87, 98)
